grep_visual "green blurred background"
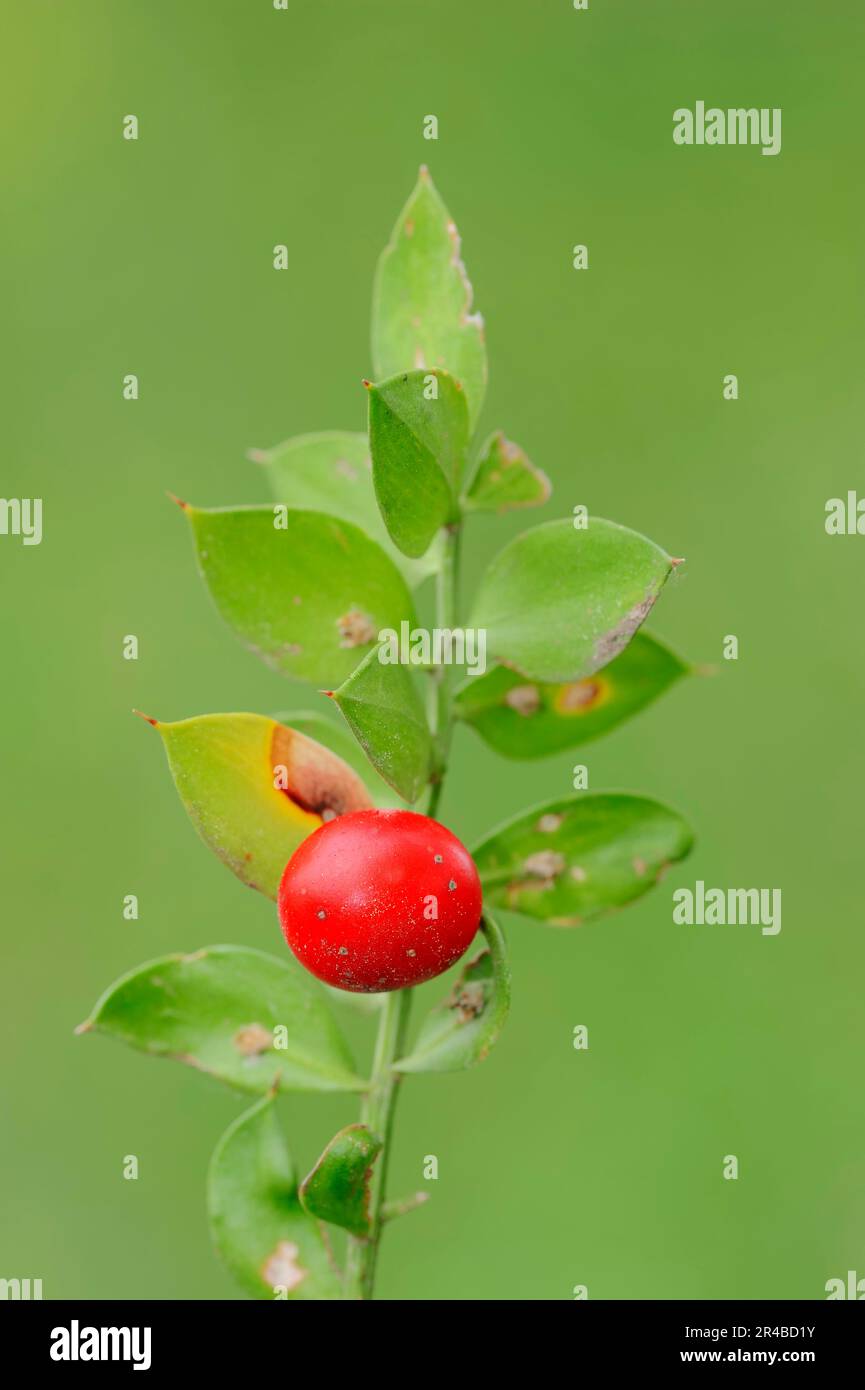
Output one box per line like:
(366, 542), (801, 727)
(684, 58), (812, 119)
(2, 0), (863, 1300)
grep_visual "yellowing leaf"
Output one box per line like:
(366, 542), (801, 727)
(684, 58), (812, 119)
(147, 711), (373, 899)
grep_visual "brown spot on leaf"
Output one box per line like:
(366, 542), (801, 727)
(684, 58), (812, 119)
(262, 1240), (307, 1293)
(233, 1023), (272, 1057)
(570, 865), (588, 883)
(536, 813), (563, 834)
(593, 596), (656, 669)
(270, 724), (373, 821)
(523, 850), (566, 880)
(554, 676), (609, 716)
(450, 980), (486, 1022)
(334, 458), (358, 481)
(505, 684), (541, 717)
(337, 609), (377, 648)
(632, 857), (647, 877)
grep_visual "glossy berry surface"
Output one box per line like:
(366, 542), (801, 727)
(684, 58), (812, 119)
(277, 808), (483, 992)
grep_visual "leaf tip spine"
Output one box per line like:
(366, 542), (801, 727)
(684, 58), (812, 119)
(132, 708), (159, 727)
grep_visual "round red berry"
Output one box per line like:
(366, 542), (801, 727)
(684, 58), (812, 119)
(277, 808), (483, 992)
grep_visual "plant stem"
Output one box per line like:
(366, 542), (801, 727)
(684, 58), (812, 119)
(427, 522), (462, 819)
(343, 987), (412, 1300)
(344, 522), (461, 1299)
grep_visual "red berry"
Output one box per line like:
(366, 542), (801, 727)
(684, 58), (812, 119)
(277, 808), (483, 992)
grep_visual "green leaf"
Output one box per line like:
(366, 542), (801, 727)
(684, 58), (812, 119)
(469, 517), (677, 683)
(253, 430), (438, 589)
(299, 1124), (383, 1237)
(183, 503), (416, 686)
(150, 711), (373, 899)
(367, 369), (468, 558)
(329, 645), (432, 804)
(78, 944), (366, 1093)
(473, 794), (694, 926)
(273, 709), (402, 808)
(454, 633), (689, 759)
(323, 984), (387, 1015)
(208, 1095), (341, 1300)
(372, 166), (487, 432)
(395, 914), (511, 1073)
(463, 432), (551, 513)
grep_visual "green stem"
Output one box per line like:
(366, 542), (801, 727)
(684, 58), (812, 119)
(427, 523), (461, 820)
(344, 521), (461, 1298)
(343, 988), (412, 1300)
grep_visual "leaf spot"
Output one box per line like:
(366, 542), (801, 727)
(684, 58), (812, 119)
(522, 851), (566, 880)
(262, 1240), (307, 1293)
(450, 980), (485, 1022)
(233, 1023), (272, 1057)
(504, 684), (541, 717)
(337, 609), (377, 648)
(536, 813), (563, 833)
(593, 596), (656, 669)
(555, 677), (609, 715)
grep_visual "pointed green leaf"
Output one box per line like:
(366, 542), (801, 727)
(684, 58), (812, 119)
(254, 431), (438, 588)
(367, 369), (468, 558)
(151, 712), (373, 899)
(454, 633), (689, 759)
(463, 432), (551, 513)
(208, 1095), (341, 1300)
(184, 504), (416, 686)
(372, 166), (487, 432)
(329, 646), (432, 804)
(469, 517), (676, 683)
(273, 709), (401, 808)
(299, 1124), (383, 1237)
(395, 914), (510, 1074)
(78, 945), (366, 1093)
(473, 794), (694, 926)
